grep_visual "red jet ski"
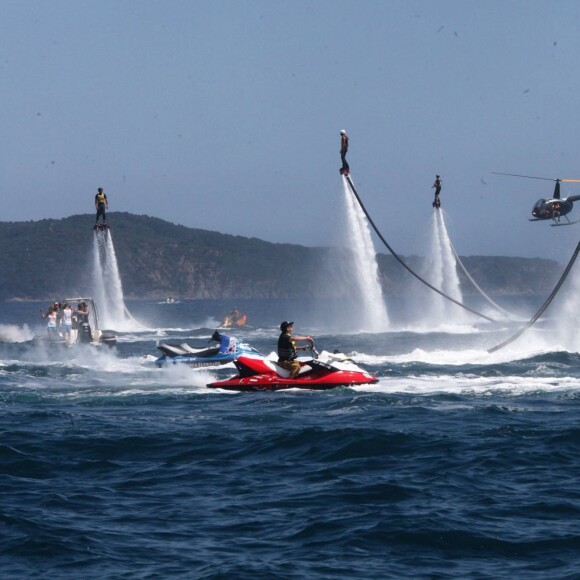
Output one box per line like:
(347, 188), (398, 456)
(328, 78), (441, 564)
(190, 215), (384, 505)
(207, 350), (378, 391)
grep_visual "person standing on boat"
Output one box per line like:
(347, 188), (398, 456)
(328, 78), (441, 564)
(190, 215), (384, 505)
(60, 303), (73, 343)
(77, 301), (92, 343)
(95, 187), (108, 226)
(277, 321), (313, 377)
(339, 130), (350, 176)
(432, 175), (442, 208)
(41, 306), (59, 341)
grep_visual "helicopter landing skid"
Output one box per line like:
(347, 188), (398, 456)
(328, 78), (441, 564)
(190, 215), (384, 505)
(550, 220), (579, 227)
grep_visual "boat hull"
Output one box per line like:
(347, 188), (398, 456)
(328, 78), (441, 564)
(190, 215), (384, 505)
(155, 353), (239, 368)
(153, 341), (260, 368)
(208, 371), (378, 391)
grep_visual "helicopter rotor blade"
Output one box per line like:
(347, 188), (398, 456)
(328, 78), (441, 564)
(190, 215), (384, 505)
(492, 172), (580, 183)
(491, 172), (556, 182)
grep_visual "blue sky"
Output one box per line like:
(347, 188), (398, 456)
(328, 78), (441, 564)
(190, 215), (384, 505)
(2, 0), (580, 260)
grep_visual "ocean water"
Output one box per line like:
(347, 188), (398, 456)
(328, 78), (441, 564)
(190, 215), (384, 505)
(1, 298), (579, 579)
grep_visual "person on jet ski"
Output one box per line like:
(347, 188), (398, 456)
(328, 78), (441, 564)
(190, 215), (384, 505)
(211, 330), (237, 354)
(277, 321), (314, 377)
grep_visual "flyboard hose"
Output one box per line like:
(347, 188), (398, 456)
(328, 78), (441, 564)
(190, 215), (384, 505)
(446, 233), (511, 317)
(487, 239), (580, 353)
(344, 175), (498, 323)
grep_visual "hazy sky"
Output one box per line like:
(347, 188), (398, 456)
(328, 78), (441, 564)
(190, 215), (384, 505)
(3, 0), (580, 260)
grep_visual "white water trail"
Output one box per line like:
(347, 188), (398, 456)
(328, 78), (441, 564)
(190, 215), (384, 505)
(92, 231), (142, 331)
(340, 177), (389, 331)
(421, 211), (469, 326)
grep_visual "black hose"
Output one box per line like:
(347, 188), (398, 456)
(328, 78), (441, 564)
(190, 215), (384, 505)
(487, 240), (580, 353)
(446, 225), (511, 317)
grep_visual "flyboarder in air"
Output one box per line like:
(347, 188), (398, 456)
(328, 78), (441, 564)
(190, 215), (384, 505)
(94, 187), (109, 229)
(339, 129), (350, 176)
(432, 175), (442, 208)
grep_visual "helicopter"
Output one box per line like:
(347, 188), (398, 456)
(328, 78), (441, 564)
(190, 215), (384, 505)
(492, 172), (580, 226)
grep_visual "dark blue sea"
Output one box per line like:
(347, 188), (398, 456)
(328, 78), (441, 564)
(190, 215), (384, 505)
(1, 298), (579, 579)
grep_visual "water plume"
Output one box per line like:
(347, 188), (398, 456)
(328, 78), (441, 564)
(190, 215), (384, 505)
(554, 250), (580, 351)
(92, 231), (142, 331)
(416, 210), (469, 328)
(340, 177), (389, 332)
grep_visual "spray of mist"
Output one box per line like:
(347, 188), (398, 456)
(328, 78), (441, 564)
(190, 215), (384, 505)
(340, 177), (389, 332)
(412, 210), (470, 329)
(92, 231), (142, 331)
(554, 253), (580, 351)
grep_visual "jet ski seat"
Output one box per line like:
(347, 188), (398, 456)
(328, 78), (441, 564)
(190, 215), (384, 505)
(179, 343), (204, 354)
(271, 360), (314, 378)
(158, 343), (189, 357)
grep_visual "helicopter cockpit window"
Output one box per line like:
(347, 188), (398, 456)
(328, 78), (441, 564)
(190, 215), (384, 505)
(534, 199), (546, 210)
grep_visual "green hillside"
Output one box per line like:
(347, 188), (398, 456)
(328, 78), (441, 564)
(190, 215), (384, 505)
(0, 213), (563, 301)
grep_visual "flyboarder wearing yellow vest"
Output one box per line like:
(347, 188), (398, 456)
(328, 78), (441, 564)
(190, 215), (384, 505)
(94, 187), (109, 229)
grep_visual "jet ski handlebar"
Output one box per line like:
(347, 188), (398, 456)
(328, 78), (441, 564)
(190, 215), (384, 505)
(308, 339), (319, 359)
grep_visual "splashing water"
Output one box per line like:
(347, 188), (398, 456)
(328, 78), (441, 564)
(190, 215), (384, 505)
(420, 210), (469, 327)
(340, 177), (389, 331)
(554, 247), (580, 351)
(0, 324), (34, 343)
(92, 231), (142, 331)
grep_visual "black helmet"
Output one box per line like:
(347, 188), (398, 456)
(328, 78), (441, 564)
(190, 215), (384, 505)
(280, 321), (294, 331)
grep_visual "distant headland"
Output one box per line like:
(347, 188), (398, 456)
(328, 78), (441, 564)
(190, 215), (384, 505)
(0, 213), (562, 301)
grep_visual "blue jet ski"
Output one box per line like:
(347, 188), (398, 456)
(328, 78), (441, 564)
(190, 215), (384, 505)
(153, 331), (260, 368)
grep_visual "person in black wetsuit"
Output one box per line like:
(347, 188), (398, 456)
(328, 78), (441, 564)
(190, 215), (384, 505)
(432, 175), (442, 208)
(77, 301), (92, 343)
(277, 321), (314, 377)
(339, 130), (350, 176)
